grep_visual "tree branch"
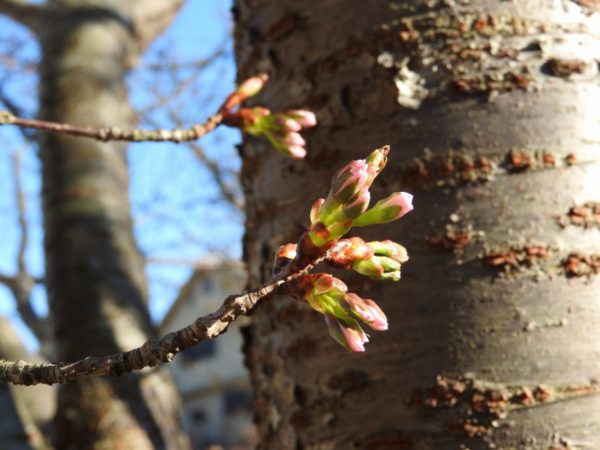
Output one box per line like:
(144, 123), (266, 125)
(0, 109), (223, 143)
(0, 0), (47, 31)
(0, 254), (326, 386)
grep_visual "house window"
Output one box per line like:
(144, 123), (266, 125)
(224, 390), (252, 415)
(201, 278), (215, 294)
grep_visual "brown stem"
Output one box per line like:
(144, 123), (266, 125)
(0, 255), (327, 386)
(0, 110), (223, 143)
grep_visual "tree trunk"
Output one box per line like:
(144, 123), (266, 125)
(0, 317), (53, 450)
(235, 0), (600, 448)
(38, 3), (189, 449)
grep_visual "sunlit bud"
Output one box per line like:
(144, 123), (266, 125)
(329, 160), (370, 203)
(344, 293), (388, 331)
(308, 219), (352, 247)
(341, 190), (370, 220)
(220, 74), (269, 112)
(368, 240), (408, 263)
(310, 198), (325, 225)
(329, 237), (374, 267)
(365, 145), (389, 183)
(273, 243), (297, 275)
(276, 117), (302, 132)
(287, 145), (307, 159)
(352, 256), (401, 281)
(312, 273), (347, 296)
(284, 132), (306, 147)
(352, 192), (414, 227)
(325, 315), (369, 352)
(286, 110), (317, 127)
(363, 298), (388, 331)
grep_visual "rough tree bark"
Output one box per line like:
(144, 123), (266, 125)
(36, 2), (189, 449)
(235, 0), (600, 449)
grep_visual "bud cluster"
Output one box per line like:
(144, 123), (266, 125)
(272, 146), (414, 352)
(287, 274), (387, 352)
(307, 146), (413, 247)
(220, 74), (317, 159)
(329, 237), (408, 281)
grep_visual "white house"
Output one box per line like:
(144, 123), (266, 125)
(159, 261), (256, 449)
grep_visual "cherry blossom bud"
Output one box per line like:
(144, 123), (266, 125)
(330, 160), (370, 203)
(365, 145), (389, 183)
(325, 315), (369, 352)
(221, 74), (268, 112)
(329, 237), (374, 267)
(352, 256), (401, 281)
(312, 273), (347, 296)
(237, 74), (268, 98)
(276, 117), (302, 132)
(352, 192), (414, 227)
(368, 240), (408, 263)
(287, 145), (307, 159)
(286, 110), (317, 127)
(284, 132), (306, 147)
(341, 190), (370, 220)
(310, 198), (325, 225)
(344, 293), (388, 331)
(308, 219), (352, 247)
(273, 243), (297, 275)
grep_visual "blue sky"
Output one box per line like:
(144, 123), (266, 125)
(0, 0), (241, 349)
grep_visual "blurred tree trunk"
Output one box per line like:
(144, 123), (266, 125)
(235, 0), (600, 448)
(37, 2), (190, 449)
(0, 317), (53, 450)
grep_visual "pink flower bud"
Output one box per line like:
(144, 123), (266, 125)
(363, 299), (388, 330)
(345, 294), (388, 331)
(284, 132), (306, 147)
(310, 198), (325, 224)
(312, 274), (347, 296)
(352, 192), (414, 227)
(325, 315), (369, 352)
(365, 145), (389, 183)
(339, 321), (369, 352)
(238, 74), (268, 98)
(287, 145), (307, 159)
(276, 117), (302, 132)
(342, 190), (370, 220)
(328, 237), (374, 267)
(368, 240), (409, 263)
(286, 110), (317, 127)
(330, 159), (370, 203)
(220, 74), (269, 113)
(273, 243), (297, 275)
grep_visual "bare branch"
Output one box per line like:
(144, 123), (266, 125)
(12, 149), (26, 274)
(187, 141), (244, 210)
(0, 0), (46, 31)
(0, 254), (327, 386)
(0, 109), (223, 143)
(0, 149), (49, 343)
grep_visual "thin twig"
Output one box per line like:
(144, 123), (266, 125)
(0, 255), (327, 386)
(0, 110), (224, 143)
(0, 148), (49, 343)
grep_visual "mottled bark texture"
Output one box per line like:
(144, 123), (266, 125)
(37, 2), (189, 449)
(235, 0), (600, 449)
